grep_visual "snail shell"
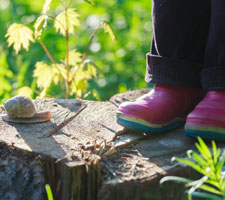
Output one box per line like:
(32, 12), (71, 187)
(1, 96), (51, 124)
(4, 96), (36, 118)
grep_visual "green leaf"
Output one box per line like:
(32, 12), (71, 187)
(5, 23), (34, 54)
(212, 140), (220, 164)
(45, 184), (54, 200)
(176, 158), (206, 175)
(101, 21), (115, 41)
(83, 60), (103, 77)
(205, 179), (222, 190)
(84, 0), (94, 5)
(186, 176), (222, 196)
(54, 8), (80, 36)
(196, 137), (213, 161)
(199, 184), (223, 196)
(34, 15), (48, 39)
(67, 49), (82, 66)
(189, 151), (208, 167)
(33, 62), (66, 90)
(188, 191), (223, 200)
(42, 0), (53, 14)
(216, 151), (225, 178)
(160, 176), (193, 185)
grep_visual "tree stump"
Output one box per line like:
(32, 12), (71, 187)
(0, 89), (217, 200)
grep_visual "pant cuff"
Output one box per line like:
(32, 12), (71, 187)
(145, 53), (203, 86)
(201, 67), (225, 90)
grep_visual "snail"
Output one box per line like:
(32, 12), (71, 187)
(0, 96), (51, 123)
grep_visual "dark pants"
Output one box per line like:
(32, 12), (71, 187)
(145, 0), (225, 90)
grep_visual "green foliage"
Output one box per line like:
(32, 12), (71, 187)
(0, 0), (151, 102)
(6, 23), (34, 54)
(4, 0), (115, 99)
(54, 8), (80, 36)
(45, 184), (54, 200)
(0, 53), (13, 101)
(160, 137), (225, 200)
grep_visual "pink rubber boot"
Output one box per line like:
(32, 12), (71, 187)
(185, 90), (225, 140)
(117, 84), (205, 133)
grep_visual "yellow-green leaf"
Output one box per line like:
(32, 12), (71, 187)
(17, 86), (33, 99)
(33, 62), (66, 89)
(92, 89), (100, 100)
(5, 23), (34, 54)
(54, 8), (80, 36)
(34, 15), (47, 39)
(42, 0), (53, 14)
(101, 22), (115, 41)
(67, 49), (82, 66)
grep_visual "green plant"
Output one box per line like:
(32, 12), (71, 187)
(5, 0), (115, 99)
(45, 184), (54, 200)
(160, 137), (225, 200)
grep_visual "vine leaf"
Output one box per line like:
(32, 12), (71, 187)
(67, 49), (82, 66)
(5, 23), (34, 54)
(42, 0), (53, 14)
(101, 22), (115, 41)
(33, 62), (66, 89)
(34, 15), (48, 39)
(70, 60), (100, 97)
(54, 8), (80, 36)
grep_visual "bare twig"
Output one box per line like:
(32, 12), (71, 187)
(42, 104), (87, 138)
(69, 24), (102, 84)
(38, 39), (56, 64)
(78, 24), (101, 68)
(65, 4), (70, 99)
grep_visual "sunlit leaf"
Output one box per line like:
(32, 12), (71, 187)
(33, 62), (66, 89)
(5, 23), (34, 54)
(83, 60), (103, 77)
(54, 8), (80, 36)
(188, 151), (208, 167)
(196, 137), (212, 161)
(92, 89), (100, 100)
(175, 158), (206, 175)
(34, 15), (48, 39)
(67, 49), (82, 66)
(101, 21), (115, 41)
(42, 0), (53, 14)
(17, 86), (33, 99)
(212, 140), (220, 164)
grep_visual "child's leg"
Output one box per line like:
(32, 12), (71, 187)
(117, 0), (211, 133)
(186, 0), (225, 140)
(146, 0), (211, 86)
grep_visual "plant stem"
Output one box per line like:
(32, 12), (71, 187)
(69, 24), (101, 84)
(65, 5), (70, 99)
(38, 39), (56, 64)
(78, 24), (101, 68)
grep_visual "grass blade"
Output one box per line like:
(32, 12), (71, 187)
(189, 191), (223, 200)
(45, 184), (54, 200)
(160, 176), (193, 185)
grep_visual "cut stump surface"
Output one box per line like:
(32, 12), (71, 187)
(0, 88), (217, 200)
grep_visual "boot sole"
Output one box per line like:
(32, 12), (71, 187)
(185, 125), (225, 140)
(117, 115), (185, 133)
